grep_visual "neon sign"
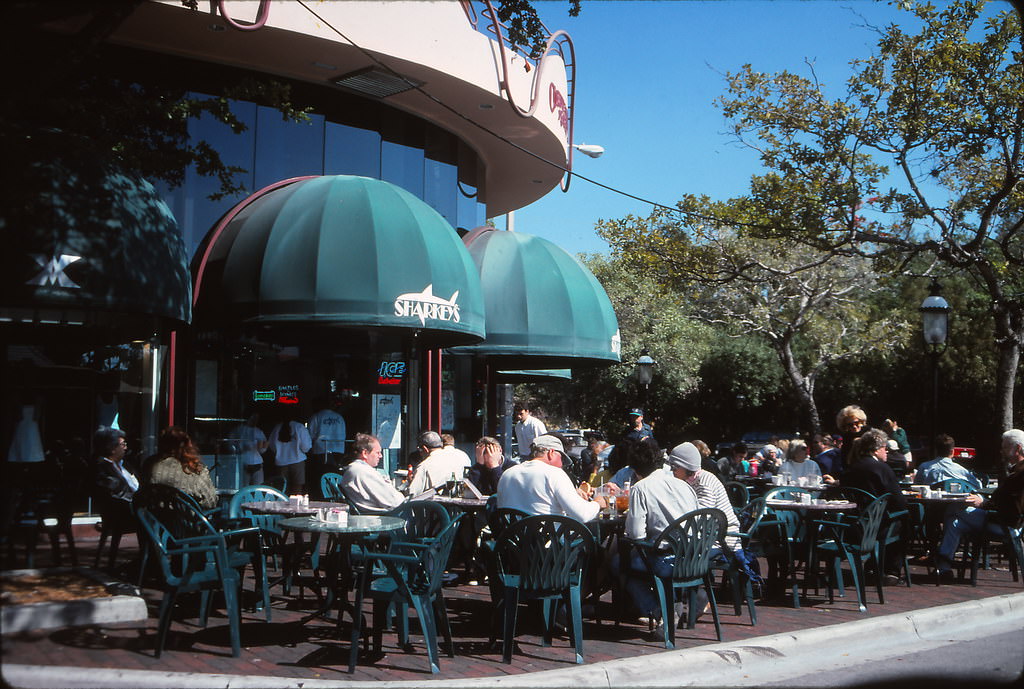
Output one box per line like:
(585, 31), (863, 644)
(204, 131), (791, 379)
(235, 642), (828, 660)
(252, 390), (276, 402)
(377, 361), (406, 385)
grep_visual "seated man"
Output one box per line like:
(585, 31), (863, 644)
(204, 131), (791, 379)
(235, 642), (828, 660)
(812, 433), (843, 480)
(934, 429), (1024, 577)
(466, 436), (516, 496)
(915, 434), (981, 490)
(619, 441), (701, 631)
(340, 433), (404, 513)
(717, 442), (750, 479)
(408, 430), (467, 495)
(496, 434), (608, 520)
(670, 443), (740, 551)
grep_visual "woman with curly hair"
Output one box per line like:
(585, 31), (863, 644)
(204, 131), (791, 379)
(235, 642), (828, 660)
(149, 426), (218, 509)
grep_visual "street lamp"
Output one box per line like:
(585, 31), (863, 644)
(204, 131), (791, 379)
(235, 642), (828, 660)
(920, 278), (950, 457)
(572, 143), (605, 159)
(635, 349), (655, 409)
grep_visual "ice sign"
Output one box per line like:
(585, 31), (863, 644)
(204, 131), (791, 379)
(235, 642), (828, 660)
(377, 361), (406, 385)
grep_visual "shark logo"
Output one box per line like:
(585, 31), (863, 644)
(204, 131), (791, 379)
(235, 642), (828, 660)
(394, 285), (461, 326)
(28, 253), (82, 288)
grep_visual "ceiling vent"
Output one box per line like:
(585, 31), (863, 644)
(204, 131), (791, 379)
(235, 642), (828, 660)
(330, 67), (423, 98)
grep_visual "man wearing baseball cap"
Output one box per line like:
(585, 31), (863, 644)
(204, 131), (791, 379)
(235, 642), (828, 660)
(496, 434), (608, 522)
(624, 408), (654, 443)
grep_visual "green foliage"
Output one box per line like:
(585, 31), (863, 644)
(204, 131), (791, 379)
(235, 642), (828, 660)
(496, 0), (582, 57)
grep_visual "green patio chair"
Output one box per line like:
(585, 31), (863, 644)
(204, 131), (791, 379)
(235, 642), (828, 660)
(351, 515), (463, 673)
(494, 514), (596, 664)
(813, 494), (889, 612)
(632, 508), (728, 647)
(136, 490), (266, 657)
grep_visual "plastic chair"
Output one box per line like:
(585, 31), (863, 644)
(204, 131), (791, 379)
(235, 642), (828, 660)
(7, 485), (77, 569)
(350, 516), (463, 673)
(265, 475), (287, 494)
(321, 472), (345, 502)
(930, 478), (978, 493)
(763, 486), (813, 502)
(812, 494), (890, 612)
(387, 500), (452, 546)
(494, 515), (596, 664)
(135, 491), (266, 657)
(137, 484), (271, 620)
(824, 486), (913, 588)
(723, 481), (750, 510)
(632, 508), (728, 647)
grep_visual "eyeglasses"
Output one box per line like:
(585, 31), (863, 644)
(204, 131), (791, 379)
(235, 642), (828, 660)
(117, 439), (128, 447)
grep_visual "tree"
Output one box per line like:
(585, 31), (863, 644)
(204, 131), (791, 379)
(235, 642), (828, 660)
(599, 208), (910, 435)
(518, 252), (712, 441)
(711, 0), (1022, 430)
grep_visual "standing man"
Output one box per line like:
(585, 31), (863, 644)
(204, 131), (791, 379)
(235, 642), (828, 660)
(624, 408), (654, 443)
(340, 433), (404, 513)
(497, 434), (608, 520)
(934, 429), (1024, 578)
(513, 403), (546, 459)
(915, 434), (981, 490)
(307, 397), (347, 499)
(408, 430), (466, 495)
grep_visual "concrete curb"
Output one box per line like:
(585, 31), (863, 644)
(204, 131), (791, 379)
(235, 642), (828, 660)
(4, 592), (1023, 689)
(1, 568), (147, 634)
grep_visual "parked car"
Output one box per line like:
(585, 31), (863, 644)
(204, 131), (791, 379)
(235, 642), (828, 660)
(554, 429), (588, 461)
(741, 430), (802, 455)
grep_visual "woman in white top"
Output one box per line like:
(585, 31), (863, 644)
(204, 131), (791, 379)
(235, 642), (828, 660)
(269, 413), (312, 495)
(779, 439), (822, 484)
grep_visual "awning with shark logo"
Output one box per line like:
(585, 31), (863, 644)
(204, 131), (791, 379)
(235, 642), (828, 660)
(191, 175), (485, 346)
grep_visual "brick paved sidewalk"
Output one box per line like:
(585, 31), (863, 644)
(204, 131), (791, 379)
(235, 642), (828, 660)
(2, 532), (1021, 683)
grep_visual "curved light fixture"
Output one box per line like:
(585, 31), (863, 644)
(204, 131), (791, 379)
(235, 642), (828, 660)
(573, 143), (605, 159)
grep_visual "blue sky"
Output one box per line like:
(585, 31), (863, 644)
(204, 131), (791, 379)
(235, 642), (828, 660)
(512, 0), (1003, 256)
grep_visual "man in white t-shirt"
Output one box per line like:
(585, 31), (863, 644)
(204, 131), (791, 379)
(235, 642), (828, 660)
(307, 399), (347, 498)
(340, 433), (404, 513)
(497, 434), (607, 521)
(513, 403), (546, 458)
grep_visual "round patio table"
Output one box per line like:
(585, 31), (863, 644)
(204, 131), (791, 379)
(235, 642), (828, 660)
(241, 500), (339, 516)
(279, 515), (405, 623)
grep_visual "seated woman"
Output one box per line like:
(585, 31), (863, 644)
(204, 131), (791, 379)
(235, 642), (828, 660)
(779, 439), (822, 483)
(149, 426), (218, 510)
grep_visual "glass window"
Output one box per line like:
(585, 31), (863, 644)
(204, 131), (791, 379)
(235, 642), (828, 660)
(325, 122), (381, 178)
(253, 105), (325, 190)
(381, 141), (425, 198)
(424, 158), (458, 227)
(156, 97), (257, 258)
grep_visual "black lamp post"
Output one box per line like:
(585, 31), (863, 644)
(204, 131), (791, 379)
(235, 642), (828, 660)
(635, 349), (655, 412)
(920, 279), (950, 458)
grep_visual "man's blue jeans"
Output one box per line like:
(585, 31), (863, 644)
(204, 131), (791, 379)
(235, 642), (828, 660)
(937, 506), (1019, 567)
(615, 548), (722, 617)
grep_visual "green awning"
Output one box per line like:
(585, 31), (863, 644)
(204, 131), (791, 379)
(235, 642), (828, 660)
(1, 155), (191, 335)
(448, 228), (620, 368)
(192, 176), (485, 347)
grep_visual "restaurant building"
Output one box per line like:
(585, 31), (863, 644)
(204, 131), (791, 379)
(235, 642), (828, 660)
(2, 0), (618, 500)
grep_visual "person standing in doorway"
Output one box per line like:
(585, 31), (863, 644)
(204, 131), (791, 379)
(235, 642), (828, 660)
(307, 397), (346, 499)
(269, 411), (312, 495)
(513, 403), (546, 460)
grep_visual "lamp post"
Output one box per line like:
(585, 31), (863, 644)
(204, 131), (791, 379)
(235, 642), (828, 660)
(635, 349), (655, 412)
(919, 278), (950, 458)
